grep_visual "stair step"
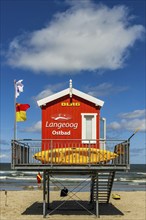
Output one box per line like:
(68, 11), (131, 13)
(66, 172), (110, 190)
(93, 179), (113, 181)
(98, 192), (109, 194)
(98, 199), (108, 202)
(94, 194), (108, 196)
(95, 195), (109, 197)
(94, 187), (111, 189)
(94, 194), (108, 197)
(94, 180), (114, 182)
(94, 195), (108, 197)
(98, 187), (111, 190)
(95, 194), (108, 196)
(90, 171), (115, 204)
(97, 190), (110, 192)
(98, 180), (113, 182)
(99, 201), (108, 203)
(93, 187), (112, 190)
(94, 194), (108, 198)
(96, 184), (112, 186)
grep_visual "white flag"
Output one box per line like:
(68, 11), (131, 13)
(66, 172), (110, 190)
(15, 80), (24, 98)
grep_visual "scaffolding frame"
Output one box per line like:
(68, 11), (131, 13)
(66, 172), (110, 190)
(42, 170), (101, 218)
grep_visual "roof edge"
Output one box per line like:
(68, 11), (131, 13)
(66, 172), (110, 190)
(37, 88), (69, 107)
(37, 87), (104, 107)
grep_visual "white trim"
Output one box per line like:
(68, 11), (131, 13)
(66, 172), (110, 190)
(81, 113), (97, 144)
(100, 117), (106, 150)
(73, 88), (104, 107)
(81, 113), (98, 116)
(37, 87), (104, 107)
(37, 88), (69, 107)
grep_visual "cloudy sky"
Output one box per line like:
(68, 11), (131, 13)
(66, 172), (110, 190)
(0, 0), (145, 163)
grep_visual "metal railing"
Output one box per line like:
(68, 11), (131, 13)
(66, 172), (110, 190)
(11, 139), (130, 168)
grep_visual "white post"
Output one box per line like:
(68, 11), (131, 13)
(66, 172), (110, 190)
(14, 80), (17, 140)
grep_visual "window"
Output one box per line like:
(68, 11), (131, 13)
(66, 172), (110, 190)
(81, 113), (97, 143)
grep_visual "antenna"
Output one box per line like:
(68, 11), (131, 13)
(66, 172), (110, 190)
(128, 128), (140, 141)
(69, 79), (72, 99)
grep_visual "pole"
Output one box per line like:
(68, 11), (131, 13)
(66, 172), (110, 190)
(5, 190), (8, 206)
(13, 80), (17, 168)
(47, 173), (50, 209)
(14, 80), (17, 140)
(96, 172), (99, 217)
(43, 171), (46, 218)
(128, 128), (140, 141)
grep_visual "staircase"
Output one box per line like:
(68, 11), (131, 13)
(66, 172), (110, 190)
(90, 171), (115, 203)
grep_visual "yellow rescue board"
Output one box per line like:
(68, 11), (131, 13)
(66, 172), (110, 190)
(33, 148), (118, 164)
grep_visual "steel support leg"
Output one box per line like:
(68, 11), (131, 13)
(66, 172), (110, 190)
(96, 172), (99, 218)
(90, 175), (94, 204)
(47, 173), (50, 209)
(43, 171), (46, 218)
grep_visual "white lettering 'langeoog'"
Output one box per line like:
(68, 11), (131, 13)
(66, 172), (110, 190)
(45, 121), (78, 129)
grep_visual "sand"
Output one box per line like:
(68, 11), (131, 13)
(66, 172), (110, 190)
(0, 190), (145, 220)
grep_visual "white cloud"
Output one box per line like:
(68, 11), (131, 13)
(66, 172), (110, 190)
(0, 139), (9, 146)
(24, 121), (42, 132)
(6, 2), (145, 74)
(0, 154), (9, 159)
(108, 109), (146, 132)
(107, 121), (122, 130)
(108, 118), (146, 132)
(35, 89), (54, 101)
(35, 82), (66, 100)
(119, 109), (146, 119)
(86, 82), (128, 97)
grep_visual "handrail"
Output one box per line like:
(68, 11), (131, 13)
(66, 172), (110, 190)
(11, 139), (130, 168)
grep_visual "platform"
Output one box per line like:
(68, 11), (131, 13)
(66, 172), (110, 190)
(11, 139), (130, 217)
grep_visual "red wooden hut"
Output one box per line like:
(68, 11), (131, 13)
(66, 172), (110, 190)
(37, 80), (105, 150)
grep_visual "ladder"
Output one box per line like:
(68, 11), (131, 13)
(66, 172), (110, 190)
(90, 171), (115, 204)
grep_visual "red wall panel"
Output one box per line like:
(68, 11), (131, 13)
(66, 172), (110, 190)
(41, 94), (100, 149)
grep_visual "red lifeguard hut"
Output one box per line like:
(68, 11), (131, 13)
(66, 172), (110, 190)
(37, 80), (106, 150)
(11, 80), (130, 218)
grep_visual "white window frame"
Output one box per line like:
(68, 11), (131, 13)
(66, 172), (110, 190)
(100, 117), (106, 150)
(81, 113), (97, 144)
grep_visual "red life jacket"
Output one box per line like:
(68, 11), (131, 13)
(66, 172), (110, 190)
(37, 174), (42, 183)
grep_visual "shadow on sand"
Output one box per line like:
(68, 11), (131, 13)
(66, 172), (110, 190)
(22, 200), (124, 216)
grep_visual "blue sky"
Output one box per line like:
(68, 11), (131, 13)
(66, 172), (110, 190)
(0, 0), (145, 164)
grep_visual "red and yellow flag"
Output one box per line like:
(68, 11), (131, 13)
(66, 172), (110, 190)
(16, 103), (30, 122)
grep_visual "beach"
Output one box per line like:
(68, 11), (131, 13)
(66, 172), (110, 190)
(0, 190), (145, 220)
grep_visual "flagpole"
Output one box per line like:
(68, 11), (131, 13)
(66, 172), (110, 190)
(14, 80), (17, 140)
